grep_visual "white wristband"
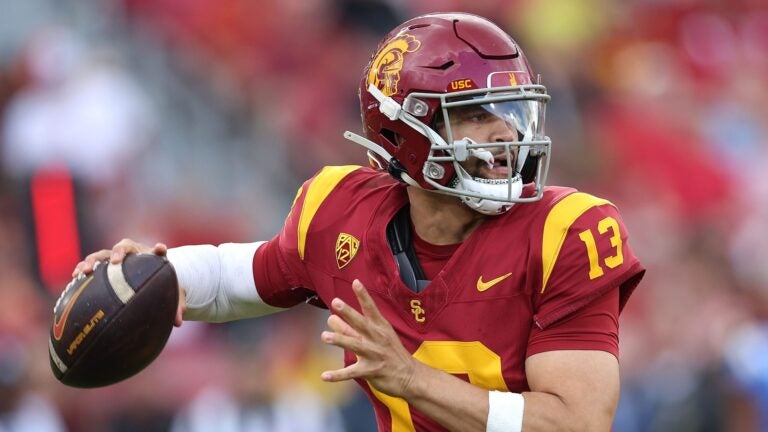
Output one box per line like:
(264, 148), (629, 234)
(166, 242), (285, 322)
(487, 391), (524, 432)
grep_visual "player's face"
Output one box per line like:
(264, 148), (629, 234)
(438, 104), (522, 180)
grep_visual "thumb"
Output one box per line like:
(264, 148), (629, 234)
(174, 286), (187, 327)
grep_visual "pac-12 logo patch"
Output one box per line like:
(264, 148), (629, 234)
(335, 233), (360, 269)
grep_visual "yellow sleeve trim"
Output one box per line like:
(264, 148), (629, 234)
(290, 184), (304, 209)
(541, 192), (614, 293)
(298, 165), (361, 260)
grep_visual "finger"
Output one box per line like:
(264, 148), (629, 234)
(79, 250), (111, 275)
(72, 257), (89, 277)
(72, 261), (85, 277)
(321, 330), (367, 354)
(174, 287), (187, 328)
(111, 238), (138, 263)
(352, 279), (386, 323)
(321, 363), (363, 383)
(327, 314), (361, 338)
(153, 242), (168, 256)
(330, 297), (370, 335)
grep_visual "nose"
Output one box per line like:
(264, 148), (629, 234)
(489, 117), (519, 143)
(487, 118), (520, 164)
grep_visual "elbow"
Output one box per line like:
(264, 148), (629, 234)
(546, 398), (616, 432)
(567, 406), (615, 432)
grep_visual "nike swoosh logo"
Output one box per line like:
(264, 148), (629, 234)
(53, 276), (93, 341)
(476, 273), (513, 292)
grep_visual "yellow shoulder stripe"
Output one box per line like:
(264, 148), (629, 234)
(541, 192), (614, 293)
(290, 183), (304, 209)
(298, 165), (361, 260)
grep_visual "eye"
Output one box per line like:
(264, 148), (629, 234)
(469, 112), (491, 123)
(453, 108), (493, 124)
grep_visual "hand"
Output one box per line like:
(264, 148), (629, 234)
(71, 239), (186, 327)
(72, 238), (167, 277)
(320, 279), (419, 399)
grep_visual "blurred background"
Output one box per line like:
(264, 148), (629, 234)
(0, 0), (766, 430)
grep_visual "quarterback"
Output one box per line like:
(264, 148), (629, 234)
(75, 12), (644, 432)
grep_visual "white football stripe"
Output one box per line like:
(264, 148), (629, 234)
(108, 262), (135, 304)
(49, 338), (68, 374)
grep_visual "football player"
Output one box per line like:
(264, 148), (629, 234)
(74, 12), (644, 432)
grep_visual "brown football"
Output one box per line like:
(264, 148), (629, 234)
(49, 253), (178, 388)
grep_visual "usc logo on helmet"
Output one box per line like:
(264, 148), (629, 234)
(368, 34), (421, 97)
(448, 79), (476, 92)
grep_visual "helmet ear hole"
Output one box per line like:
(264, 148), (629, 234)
(380, 128), (399, 147)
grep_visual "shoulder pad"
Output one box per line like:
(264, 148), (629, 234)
(296, 166), (361, 260)
(541, 192), (614, 293)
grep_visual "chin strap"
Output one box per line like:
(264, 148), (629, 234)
(343, 130), (422, 188)
(343, 130), (393, 162)
(346, 84), (446, 190)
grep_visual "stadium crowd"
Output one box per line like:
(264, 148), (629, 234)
(0, 0), (767, 430)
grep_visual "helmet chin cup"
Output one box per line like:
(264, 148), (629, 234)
(456, 174), (524, 215)
(461, 196), (513, 215)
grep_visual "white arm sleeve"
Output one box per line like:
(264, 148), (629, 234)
(166, 242), (286, 323)
(487, 391), (524, 432)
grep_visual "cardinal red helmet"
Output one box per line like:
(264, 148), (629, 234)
(348, 12), (551, 214)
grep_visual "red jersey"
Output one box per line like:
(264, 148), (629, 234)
(254, 166), (645, 432)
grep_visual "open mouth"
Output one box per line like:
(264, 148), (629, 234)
(459, 148), (517, 180)
(486, 151), (516, 176)
(478, 163), (513, 181)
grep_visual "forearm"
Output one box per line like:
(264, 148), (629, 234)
(403, 361), (612, 432)
(167, 242), (285, 322)
(520, 391), (613, 431)
(402, 360), (489, 432)
(521, 350), (619, 431)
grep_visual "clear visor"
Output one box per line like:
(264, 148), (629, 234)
(440, 96), (546, 151)
(429, 91), (548, 182)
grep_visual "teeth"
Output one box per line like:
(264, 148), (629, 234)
(473, 177), (508, 185)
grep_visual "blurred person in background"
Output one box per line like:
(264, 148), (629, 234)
(0, 180), (66, 431)
(2, 27), (153, 187)
(0, 334), (66, 432)
(1, 25), (155, 297)
(75, 12), (645, 432)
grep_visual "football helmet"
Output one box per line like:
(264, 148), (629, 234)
(345, 12), (551, 214)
